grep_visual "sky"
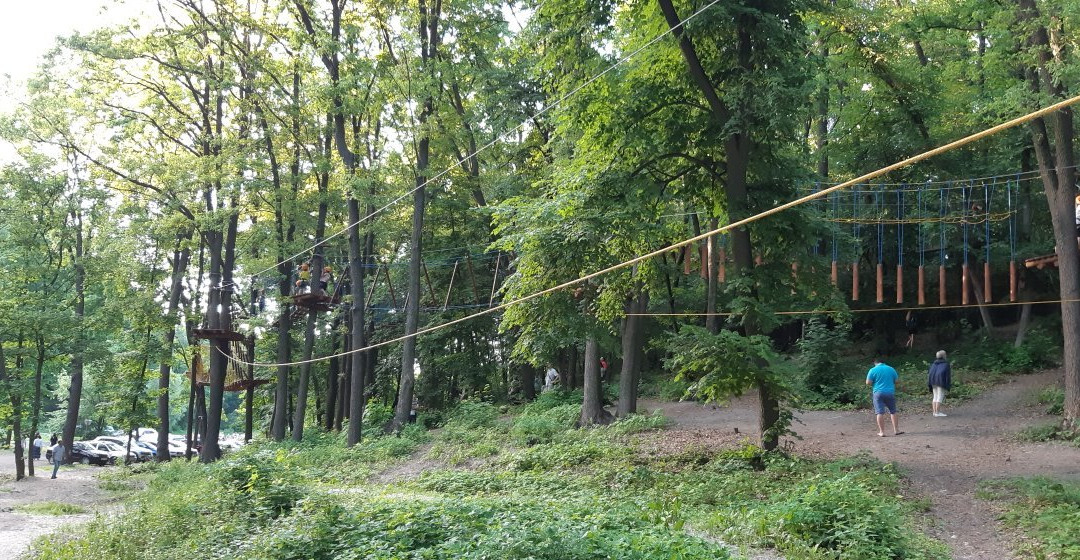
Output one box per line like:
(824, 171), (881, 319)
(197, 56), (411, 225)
(0, 1), (148, 82)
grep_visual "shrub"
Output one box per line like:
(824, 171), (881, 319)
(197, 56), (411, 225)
(979, 477), (1080, 559)
(446, 400), (500, 430)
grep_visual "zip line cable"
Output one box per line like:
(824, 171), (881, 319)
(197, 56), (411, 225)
(235, 0), (727, 287)
(624, 298), (1080, 317)
(226, 89), (1080, 369)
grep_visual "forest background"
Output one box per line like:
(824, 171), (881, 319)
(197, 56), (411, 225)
(0, 0), (1078, 479)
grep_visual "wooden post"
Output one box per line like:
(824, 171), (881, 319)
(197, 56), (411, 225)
(384, 266), (398, 309)
(830, 260), (838, 286)
(718, 248), (726, 283)
(699, 243), (707, 279)
(876, 263), (884, 303)
(917, 265), (926, 305)
(683, 245), (691, 275)
(466, 254), (481, 304)
(961, 263), (969, 305)
(422, 260), (437, 306)
(1009, 260), (1017, 302)
(489, 253), (502, 305)
(939, 265), (946, 305)
(444, 261), (459, 310)
(983, 262), (992, 302)
(852, 263), (859, 301)
(896, 264), (903, 304)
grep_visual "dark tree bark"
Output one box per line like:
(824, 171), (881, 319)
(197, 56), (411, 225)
(617, 289), (649, 417)
(0, 338), (24, 480)
(578, 337), (614, 426)
(158, 232), (191, 461)
(658, 0), (780, 450)
(62, 210), (85, 461)
(1017, 0), (1080, 427)
(391, 0), (441, 433)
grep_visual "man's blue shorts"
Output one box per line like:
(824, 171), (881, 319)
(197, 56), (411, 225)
(873, 392), (897, 414)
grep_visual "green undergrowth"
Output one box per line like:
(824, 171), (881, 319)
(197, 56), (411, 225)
(14, 501), (88, 515)
(33, 401), (946, 560)
(978, 477), (1080, 559)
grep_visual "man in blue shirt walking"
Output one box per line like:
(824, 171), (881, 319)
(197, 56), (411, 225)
(866, 357), (903, 437)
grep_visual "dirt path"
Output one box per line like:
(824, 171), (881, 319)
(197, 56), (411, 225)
(638, 369), (1080, 560)
(0, 452), (116, 560)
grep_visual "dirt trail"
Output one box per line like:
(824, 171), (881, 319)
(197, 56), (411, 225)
(0, 453), (115, 560)
(638, 368), (1080, 560)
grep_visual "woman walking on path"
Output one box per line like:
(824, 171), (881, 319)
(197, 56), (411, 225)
(928, 350), (952, 417)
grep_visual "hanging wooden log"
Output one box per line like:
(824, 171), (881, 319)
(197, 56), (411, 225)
(983, 262), (991, 302)
(876, 263), (884, 303)
(961, 263), (970, 305)
(939, 265), (947, 305)
(830, 260), (838, 286)
(466, 254), (481, 304)
(851, 263), (859, 301)
(1009, 260), (1017, 302)
(699, 243), (708, 279)
(917, 265), (926, 305)
(489, 253), (502, 305)
(896, 264), (903, 304)
(422, 260), (437, 306)
(444, 260), (459, 310)
(683, 245), (691, 275)
(718, 247), (726, 283)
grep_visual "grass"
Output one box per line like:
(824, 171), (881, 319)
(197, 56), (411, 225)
(978, 477), (1080, 559)
(15, 501), (88, 515)
(32, 402), (950, 560)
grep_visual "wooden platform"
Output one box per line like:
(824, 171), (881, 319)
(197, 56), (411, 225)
(292, 292), (341, 311)
(224, 378), (272, 392)
(191, 328), (247, 341)
(1024, 253), (1058, 269)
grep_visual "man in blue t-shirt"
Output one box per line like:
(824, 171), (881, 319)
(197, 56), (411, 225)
(866, 357), (903, 437)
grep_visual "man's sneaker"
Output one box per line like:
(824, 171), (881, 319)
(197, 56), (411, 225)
(934, 412), (947, 417)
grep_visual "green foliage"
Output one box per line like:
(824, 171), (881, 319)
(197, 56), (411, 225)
(797, 319), (863, 409)
(14, 501), (88, 515)
(661, 325), (790, 404)
(953, 326), (1061, 375)
(979, 477), (1080, 559)
(1036, 386), (1065, 416)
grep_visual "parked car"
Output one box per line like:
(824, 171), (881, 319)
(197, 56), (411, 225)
(87, 441), (138, 464)
(46, 441), (113, 466)
(93, 437), (154, 462)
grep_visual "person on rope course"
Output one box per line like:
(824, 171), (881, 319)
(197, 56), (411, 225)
(320, 266), (333, 296)
(297, 262), (311, 294)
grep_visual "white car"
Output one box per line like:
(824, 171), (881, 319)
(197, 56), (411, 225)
(88, 441), (137, 464)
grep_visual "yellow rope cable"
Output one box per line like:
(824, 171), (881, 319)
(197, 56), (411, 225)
(626, 298), (1080, 317)
(228, 93), (1080, 369)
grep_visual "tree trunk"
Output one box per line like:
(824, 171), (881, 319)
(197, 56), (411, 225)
(578, 337), (613, 426)
(1014, 303), (1033, 348)
(29, 337), (45, 477)
(1017, 0), (1080, 427)
(0, 340), (24, 480)
(158, 234), (190, 461)
(967, 270), (995, 332)
(324, 316), (341, 431)
(617, 289), (649, 417)
(62, 210), (86, 461)
(658, 0), (779, 450)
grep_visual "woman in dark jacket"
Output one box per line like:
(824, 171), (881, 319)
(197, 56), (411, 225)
(927, 350), (952, 417)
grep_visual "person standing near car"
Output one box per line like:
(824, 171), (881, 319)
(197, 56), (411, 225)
(49, 440), (66, 479)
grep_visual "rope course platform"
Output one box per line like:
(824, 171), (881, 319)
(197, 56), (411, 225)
(292, 292), (341, 312)
(1024, 253), (1059, 269)
(191, 328), (246, 341)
